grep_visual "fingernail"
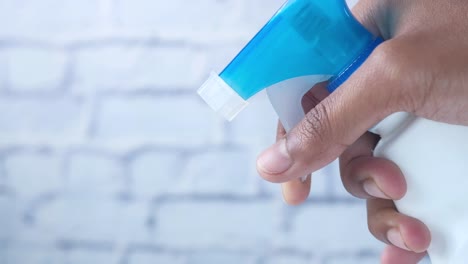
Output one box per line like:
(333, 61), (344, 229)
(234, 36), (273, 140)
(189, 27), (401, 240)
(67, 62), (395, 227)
(363, 179), (390, 199)
(258, 139), (293, 174)
(387, 228), (410, 251)
(300, 175), (309, 182)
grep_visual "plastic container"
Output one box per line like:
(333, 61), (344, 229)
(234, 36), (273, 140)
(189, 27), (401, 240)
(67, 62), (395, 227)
(198, 0), (468, 262)
(372, 113), (468, 264)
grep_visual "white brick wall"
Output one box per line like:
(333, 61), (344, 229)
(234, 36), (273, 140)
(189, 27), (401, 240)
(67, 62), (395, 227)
(5, 150), (63, 198)
(0, 0), (389, 263)
(126, 252), (185, 264)
(0, 0), (101, 41)
(129, 151), (181, 198)
(74, 46), (205, 91)
(65, 151), (125, 197)
(155, 201), (278, 249)
(94, 95), (220, 147)
(5, 48), (68, 92)
(0, 97), (84, 144)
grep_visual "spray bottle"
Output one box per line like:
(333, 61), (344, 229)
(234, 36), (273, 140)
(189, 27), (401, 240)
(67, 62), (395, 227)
(197, 0), (468, 263)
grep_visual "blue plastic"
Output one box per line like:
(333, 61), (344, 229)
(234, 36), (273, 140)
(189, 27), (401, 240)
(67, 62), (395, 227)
(328, 37), (383, 92)
(219, 0), (380, 99)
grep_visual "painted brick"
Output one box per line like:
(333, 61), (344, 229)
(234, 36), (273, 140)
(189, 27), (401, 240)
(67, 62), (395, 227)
(34, 197), (150, 243)
(74, 46), (205, 91)
(115, 0), (245, 40)
(203, 43), (246, 74)
(155, 201), (278, 249)
(5, 48), (67, 92)
(266, 255), (312, 264)
(0, 160), (5, 187)
(4, 151), (62, 198)
(240, 0), (287, 31)
(94, 96), (219, 146)
(286, 203), (384, 253)
(178, 150), (256, 196)
(0, 196), (20, 240)
(0, 0), (100, 40)
(0, 0), (396, 262)
(0, 246), (64, 264)
(127, 251), (185, 264)
(66, 152), (125, 197)
(64, 249), (118, 264)
(7, 198), (64, 244)
(130, 151), (180, 198)
(187, 252), (257, 264)
(324, 254), (380, 264)
(0, 51), (7, 91)
(0, 97), (83, 143)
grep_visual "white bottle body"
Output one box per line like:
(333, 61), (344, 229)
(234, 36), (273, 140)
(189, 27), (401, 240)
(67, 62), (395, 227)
(267, 78), (468, 263)
(373, 114), (468, 264)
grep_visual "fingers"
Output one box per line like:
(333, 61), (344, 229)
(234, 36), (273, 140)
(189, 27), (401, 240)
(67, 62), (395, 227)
(256, 0), (401, 184)
(367, 199), (431, 253)
(281, 177), (311, 206)
(351, 0), (384, 37)
(279, 84), (329, 205)
(340, 135), (429, 262)
(381, 245), (427, 264)
(341, 135), (430, 255)
(340, 150), (407, 200)
(277, 121), (312, 205)
(257, 48), (397, 183)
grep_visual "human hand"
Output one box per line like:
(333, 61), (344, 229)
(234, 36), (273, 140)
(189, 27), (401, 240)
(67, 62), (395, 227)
(275, 83), (431, 263)
(257, 0), (468, 262)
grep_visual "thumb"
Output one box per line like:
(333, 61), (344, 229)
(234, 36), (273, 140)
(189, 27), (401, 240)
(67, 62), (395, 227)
(257, 40), (399, 183)
(256, 0), (398, 183)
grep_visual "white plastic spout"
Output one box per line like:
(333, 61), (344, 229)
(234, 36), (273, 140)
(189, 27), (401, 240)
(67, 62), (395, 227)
(197, 72), (249, 121)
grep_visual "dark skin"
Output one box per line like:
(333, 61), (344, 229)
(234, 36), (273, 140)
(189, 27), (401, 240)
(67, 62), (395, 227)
(257, 0), (468, 263)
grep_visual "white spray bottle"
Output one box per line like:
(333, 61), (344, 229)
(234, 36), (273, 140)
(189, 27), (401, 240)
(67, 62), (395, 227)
(197, 0), (468, 263)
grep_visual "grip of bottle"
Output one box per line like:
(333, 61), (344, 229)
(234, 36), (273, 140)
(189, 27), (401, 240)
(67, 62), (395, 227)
(266, 75), (331, 132)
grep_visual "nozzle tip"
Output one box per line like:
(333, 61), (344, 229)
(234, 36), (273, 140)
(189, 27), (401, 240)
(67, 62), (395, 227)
(197, 72), (248, 121)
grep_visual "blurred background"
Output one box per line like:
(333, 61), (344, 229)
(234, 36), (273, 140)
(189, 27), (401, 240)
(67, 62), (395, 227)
(0, 0), (390, 263)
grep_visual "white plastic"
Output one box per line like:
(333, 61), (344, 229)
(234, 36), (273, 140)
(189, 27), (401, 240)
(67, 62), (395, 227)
(197, 72), (249, 121)
(267, 75), (331, 182)
(268, 77), (468, 263)
(266, 75), (331, 131)
(373, 114), (468, 264)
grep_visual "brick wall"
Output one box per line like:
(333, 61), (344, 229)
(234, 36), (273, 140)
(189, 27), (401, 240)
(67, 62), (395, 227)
(0, 0), (394, 263)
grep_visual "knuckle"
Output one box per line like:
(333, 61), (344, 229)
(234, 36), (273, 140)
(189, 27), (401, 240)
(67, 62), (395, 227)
(370, 41), (403, 76)
(367, 201), (396, 240)
(342, 180), (360, 198)
(368, 39), (430, 113)
(368, 41), (405, 101)
(299, 103), (331, 148)
(367, 206), (386, 238)
(296, 100), (351, 158)
(339, 166), (361, 197)
(367, 217), (380, 238)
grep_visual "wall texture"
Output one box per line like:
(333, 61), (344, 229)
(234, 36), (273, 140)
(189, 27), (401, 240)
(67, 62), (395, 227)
(0, 0), (396, 263)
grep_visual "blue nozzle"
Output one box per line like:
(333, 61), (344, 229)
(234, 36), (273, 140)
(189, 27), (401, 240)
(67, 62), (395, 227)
(220, 0), (378, 100)
(327, 37), (383, 92)
(198, 0), (381, 121)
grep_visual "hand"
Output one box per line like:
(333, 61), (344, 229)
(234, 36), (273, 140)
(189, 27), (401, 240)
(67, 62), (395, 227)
(257, 0), (468, 262)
